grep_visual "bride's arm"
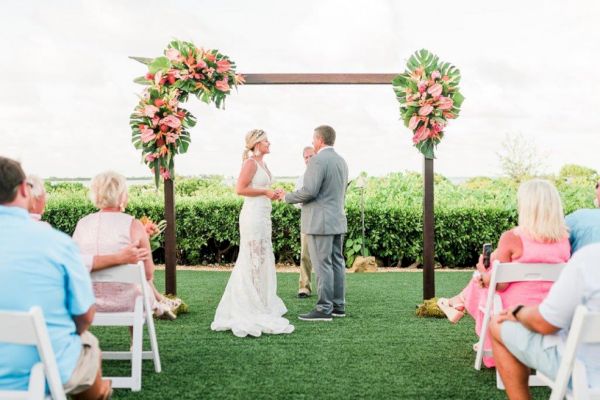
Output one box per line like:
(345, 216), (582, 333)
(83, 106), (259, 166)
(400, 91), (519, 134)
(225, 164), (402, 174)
(236, 159), (275, 198)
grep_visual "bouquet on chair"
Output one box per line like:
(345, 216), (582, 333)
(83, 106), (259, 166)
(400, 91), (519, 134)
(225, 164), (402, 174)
(140, 216), (167, 252)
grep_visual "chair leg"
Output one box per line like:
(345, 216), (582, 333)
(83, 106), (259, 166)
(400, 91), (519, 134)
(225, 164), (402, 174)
(146, 311), (161, 373)
(131, 300), (144, 391)
(496, 369), (506, 390)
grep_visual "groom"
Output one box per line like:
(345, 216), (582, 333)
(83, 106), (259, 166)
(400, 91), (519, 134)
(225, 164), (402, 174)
(283, 125), (349, 321)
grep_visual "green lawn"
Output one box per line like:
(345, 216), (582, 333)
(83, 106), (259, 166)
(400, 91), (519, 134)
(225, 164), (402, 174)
(92, 271), (550, 399)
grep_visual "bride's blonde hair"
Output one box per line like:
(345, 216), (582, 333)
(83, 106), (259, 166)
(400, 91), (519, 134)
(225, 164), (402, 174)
(242, 129), (267, 161)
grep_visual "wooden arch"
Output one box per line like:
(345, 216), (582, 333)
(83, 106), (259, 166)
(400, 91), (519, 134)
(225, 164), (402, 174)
(163, 73), (435, 300)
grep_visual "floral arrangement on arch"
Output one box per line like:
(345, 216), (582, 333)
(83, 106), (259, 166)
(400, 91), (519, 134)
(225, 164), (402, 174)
(392, 49), (464, 159)
(130, 40), (244, 186)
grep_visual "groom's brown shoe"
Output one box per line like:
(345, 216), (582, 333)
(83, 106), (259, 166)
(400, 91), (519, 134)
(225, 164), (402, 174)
(298, 310), (332, 321)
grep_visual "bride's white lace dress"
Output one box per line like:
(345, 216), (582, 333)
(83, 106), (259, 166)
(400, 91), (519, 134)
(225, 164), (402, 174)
(210, 160), (295, 337)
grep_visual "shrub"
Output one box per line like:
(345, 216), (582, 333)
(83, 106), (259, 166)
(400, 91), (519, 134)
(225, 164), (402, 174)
(43, 173), (593, 267)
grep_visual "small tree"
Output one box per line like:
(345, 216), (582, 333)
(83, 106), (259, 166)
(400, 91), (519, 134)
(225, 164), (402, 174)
(558, 164), (598, 182)
(496, 133), (546, 182)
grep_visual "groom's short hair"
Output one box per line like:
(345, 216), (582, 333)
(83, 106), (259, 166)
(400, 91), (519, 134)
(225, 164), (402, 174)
(314, 125), (336, 146)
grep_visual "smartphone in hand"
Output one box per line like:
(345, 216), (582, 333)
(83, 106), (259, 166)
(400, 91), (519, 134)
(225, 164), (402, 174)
(482, 243), (492, 269)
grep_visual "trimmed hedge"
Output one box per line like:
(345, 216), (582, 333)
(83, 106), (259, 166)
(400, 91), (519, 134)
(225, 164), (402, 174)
(45, 195), (519, 267)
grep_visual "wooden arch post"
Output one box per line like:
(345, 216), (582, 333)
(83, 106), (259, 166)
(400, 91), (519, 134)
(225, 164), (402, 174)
(163, 73), (435, 300)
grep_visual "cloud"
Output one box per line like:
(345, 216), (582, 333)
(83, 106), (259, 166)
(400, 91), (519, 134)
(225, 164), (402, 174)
(0, 0), (599, 179)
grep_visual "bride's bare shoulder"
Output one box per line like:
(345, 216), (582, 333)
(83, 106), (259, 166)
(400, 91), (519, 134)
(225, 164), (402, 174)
(238, 158), (258, 177)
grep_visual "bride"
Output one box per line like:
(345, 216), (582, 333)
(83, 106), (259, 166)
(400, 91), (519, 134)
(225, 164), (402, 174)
(210, 129), (295, 337)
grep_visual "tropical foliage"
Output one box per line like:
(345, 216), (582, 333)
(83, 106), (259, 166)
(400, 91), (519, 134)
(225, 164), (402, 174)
(392, 49), (464, 159)
(130, 40), (244, 186)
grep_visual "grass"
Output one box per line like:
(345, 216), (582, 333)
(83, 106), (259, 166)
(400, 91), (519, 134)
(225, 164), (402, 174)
(92, 271), (551, 399)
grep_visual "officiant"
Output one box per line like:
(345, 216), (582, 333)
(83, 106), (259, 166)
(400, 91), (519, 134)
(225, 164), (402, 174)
(295, 146), (315, 298)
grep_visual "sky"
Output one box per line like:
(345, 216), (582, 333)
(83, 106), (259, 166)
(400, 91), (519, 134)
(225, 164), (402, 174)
(1, 0), (599, 180)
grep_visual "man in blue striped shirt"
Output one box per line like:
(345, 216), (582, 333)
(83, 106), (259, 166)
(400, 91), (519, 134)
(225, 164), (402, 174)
(0, 157), (112, 399)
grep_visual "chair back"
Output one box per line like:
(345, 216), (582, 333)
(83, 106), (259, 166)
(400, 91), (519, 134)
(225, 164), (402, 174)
(0, 307), (67, 400)
(493, 262), (566, 285)
(91, 262), (145, 285)
(550, 305), (600, 400)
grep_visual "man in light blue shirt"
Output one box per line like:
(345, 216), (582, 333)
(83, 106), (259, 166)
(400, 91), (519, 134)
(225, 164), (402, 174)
(489, 243), (600, 398)
(565, 180), (600, 253)
(0, 157), (111, 398)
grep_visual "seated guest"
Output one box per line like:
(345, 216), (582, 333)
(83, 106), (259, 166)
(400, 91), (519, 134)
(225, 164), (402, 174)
(490, 242), (600, 399)
(437, 179), (570, 367)
(72, 171), (179, 318)
(26, 175), (48, 224)
(0, 157), (112, 399)
(565, 178), (600, 253)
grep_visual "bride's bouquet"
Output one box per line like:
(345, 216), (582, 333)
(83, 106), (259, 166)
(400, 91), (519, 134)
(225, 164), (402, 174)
(392, 49), (464, 159)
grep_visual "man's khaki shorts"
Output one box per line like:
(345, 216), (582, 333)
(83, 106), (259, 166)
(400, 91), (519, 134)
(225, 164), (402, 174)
(63, 331), (101, 395)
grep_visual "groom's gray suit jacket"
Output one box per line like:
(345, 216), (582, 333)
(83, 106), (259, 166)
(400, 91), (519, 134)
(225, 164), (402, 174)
(285, 147), (348, 235)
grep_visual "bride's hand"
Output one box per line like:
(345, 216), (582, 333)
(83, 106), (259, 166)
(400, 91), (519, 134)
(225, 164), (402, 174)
(265, 190), (278, 200)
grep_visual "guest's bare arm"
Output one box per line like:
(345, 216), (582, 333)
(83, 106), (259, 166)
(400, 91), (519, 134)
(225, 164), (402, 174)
(130, 219), (155, 281)
(479, 230), (522, 290)
(73, 305), (96, 335)
(236, 159), (276, 199)
(496, 305), (560, 335)
(90, 245), (150, 271)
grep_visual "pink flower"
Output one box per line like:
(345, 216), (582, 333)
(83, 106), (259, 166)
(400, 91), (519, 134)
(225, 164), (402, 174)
(443, 111), (456, 119)
(216, 59), (231, 73)
(196, 59), (207, 69)
(408, 115), (420, 130)
(160, 115), (181, 129)
(417, 81), (428, 93)
(165, 48), (181, 61)
(141, 127), (156, 143)
(215, 78), (230, 92)
(154, 71), (163, 86)
(438, 96), (454, 110)
(151, 116), (160, 127)
(160, 167), (171, 180)
(431, 122), (444, 134)
(145, 153), (158, 162)
(431, 70), (441, 80)
(427, 83), (443, 98)
(143, 105), (159, 118)
(166, 131), (179, 144)
(204, 52), (216, 62)
(418, 104), (433, 116)
(412, 125), (430, 144)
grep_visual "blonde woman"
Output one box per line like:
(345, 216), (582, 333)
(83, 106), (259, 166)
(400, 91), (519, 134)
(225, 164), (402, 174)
(211, 129), (294, 337)
(72, 171), (179, 318)
(437, 179), (570, 367)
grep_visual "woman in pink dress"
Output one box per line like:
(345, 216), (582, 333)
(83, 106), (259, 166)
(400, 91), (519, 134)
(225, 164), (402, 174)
(73, 171), (180, 318)
(437, 179), (570, 367)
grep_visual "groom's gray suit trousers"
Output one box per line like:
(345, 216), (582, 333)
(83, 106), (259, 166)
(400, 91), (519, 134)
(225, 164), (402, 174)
(307, 234), (345, 314)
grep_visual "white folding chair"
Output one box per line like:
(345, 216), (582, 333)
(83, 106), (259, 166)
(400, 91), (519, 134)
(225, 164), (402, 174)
(535, 305), (600, 400)
(473, 261), (566, 389)
(0, 307), (66, 400)
(91, 262), (161, 391)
